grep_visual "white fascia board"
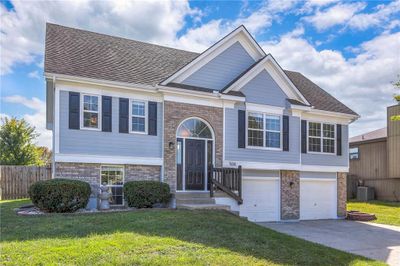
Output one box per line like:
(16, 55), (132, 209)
(56, 80), (163, 102)
(158, 85), (245, 103)
(224, 55), (309, 105)
(55, 153), (163, 166)
(300, 165), (349, 173)
(160, 26), (265, 85)
(302, 109), (358, 125)
(223, 160), (348, 172)
(45, 72), (157, 93)
(246, 103), (284, 115)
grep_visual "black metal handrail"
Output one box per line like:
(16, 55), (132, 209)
(209, 165), (242, 204)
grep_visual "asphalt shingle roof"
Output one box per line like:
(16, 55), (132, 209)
(45, 23), (357, 116)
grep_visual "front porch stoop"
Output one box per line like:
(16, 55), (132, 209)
(175, 192), (231, 211)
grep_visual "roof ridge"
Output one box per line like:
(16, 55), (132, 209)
(46, 22), (200, 56)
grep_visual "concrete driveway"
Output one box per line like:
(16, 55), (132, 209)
(258, 220), (400, 266)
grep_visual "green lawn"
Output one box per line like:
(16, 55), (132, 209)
(347, 200), (400, 227)
(1, 200), (383, 266)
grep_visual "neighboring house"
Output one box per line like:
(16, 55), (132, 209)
(44, 23), (359, 222)
(349, 105), (400, 201)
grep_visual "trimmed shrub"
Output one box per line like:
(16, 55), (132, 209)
(28, 179), (91, 213)
(124, 181), (170, 208)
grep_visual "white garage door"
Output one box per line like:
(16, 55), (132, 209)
(240, 178), (280, 222)
(300, 178), (337, 220)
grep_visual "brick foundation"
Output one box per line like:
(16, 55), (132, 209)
(163, 101), (223, 192)
(55, 162), (161, 194)
(280, 170), (300, 220)
(337, 172), (347, 218)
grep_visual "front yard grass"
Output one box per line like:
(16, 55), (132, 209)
(347, 200), (400, 226)
(1, 199), (383, 265)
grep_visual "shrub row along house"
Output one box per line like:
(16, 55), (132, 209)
(44, 23), (358, 221)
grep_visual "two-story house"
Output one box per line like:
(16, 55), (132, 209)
(45, 23), (358, 222)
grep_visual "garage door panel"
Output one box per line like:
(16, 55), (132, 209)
(300, 179), (337, 220)
(240, 179), (279, 222)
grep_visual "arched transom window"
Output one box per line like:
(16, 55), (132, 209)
(177, 118), (213, 139)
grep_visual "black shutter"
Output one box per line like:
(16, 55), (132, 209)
(69, 92), (80, 129)
(336, 124), (342, 156)
(102, 96), (112, 132)
(301, 120), (307, 153)
(148, 101), (157, 136)
(238, 110), (246, 148)
(119, 98), (129, 133)
(283, 115), (289, 151)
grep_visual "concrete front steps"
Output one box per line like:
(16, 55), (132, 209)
(175, 192), (231, 211)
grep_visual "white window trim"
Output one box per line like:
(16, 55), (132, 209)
(80, 93), (101, 131)
(246, 111), (283, 151)
(100, 165), (125, 206)
(129, 99), (148, 134)
(307, 121), (336, 155)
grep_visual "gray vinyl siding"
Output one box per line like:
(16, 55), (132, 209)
(300, 171), (337, 179)
(241, 70), (288, 107)
(59, 90), (162, 158)
(182, 42), (255, 90)
(224, 107), (300, 164)
(301, 125), (349, 167)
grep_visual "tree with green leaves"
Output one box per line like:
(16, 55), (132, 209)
(392, 77), (400, 121)
(0, 117), (46, 165)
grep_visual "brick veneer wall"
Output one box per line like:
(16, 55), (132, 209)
(280, 170), (300, 220)
(163, 101), (223, 192)
(55, 162), (161, 193)
(337, 172), (347, 218)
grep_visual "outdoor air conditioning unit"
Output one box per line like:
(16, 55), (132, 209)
(357, 186), (375, 201)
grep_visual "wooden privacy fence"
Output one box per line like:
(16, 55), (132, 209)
(0, 165), (51, 200)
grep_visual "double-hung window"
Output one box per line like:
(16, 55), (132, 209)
(131, 100), (146, 133)
(247, 112), (281, 149)
(308, 122), (335, 154)
(101, 166), (124, 205)
(82, 94), (100, 129)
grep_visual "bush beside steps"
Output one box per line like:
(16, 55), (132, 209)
(124, 181), (170, 208)
(29, 179), (91, 213)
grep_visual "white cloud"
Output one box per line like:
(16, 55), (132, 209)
(348, 0), (400, 30)
(175, 0), (299, 52)
(306, 0), (338, 7)
(3, 95), (52, 148)
(28, 70), (40, 79)
(262, 29), (400, 137)
(304, 2), (366, 31)
(0, 0), (194, 75)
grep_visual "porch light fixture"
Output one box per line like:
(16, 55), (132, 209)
(169, 141), (175, 150)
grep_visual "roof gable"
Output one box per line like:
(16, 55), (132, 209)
(222, 55), (310, 105)
(160, 25), (265, 86)
(241, 70), (289, 107)
(181, 41), (256, 90)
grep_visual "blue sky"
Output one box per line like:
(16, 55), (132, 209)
(1, 0), (399, 148)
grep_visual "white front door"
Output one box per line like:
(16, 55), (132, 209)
(240, 178), (280, 222)
(300, 178), (337, 220)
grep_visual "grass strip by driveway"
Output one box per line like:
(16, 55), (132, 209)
(348, 200), (400, 226)
(1, 199), (383, 266)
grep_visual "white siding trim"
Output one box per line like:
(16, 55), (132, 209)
(54, 86), (60, 154)
(224, 160), (348, 172)
(55, 153), (163, 165)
